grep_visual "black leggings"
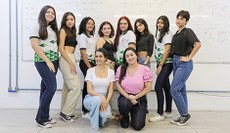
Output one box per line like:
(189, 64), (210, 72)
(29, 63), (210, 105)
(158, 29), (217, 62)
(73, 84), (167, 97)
(155, 63), (173, 115)
(79, 60), (95, 113)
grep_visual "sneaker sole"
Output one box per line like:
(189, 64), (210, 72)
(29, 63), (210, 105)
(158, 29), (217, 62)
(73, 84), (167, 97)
(37, 123), (52, 128)
(60, 116), (75, 122)
(170, 119), (189, 126)
(48, 119), (57, 124)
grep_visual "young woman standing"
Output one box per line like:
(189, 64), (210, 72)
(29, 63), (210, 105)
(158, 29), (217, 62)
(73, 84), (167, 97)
(96, 21), (116, 70)
(59, 12), (81, 122)
(134, 18), (154, 68)
(149, 15), (173, 122)
(170, 10), (201, 126)
(30, 5), (59, 128)
(114, 16), (136, 67)
(78, 17), (97, 119)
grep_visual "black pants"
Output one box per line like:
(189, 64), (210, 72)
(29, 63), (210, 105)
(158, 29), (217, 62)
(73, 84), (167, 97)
(118, 94), (148, 130)
(155, 63), (173, 115)
(79, 60), (95, 113)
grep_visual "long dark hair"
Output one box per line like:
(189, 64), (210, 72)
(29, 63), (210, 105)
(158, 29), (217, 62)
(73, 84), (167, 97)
(155, 15), (170, 43)
(134, 18), (150, 41)
(98, 21), (115, 38)
(60, 12), (76, 38)
(118, 47), (137, 84)
(114, 16), (133, 51)
(78, 17), (95, 37)
(38, 5), (58, 41)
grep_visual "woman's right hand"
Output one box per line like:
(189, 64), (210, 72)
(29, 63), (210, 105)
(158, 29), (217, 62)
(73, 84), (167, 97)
(46, 61), (55, 72)
(69, 62), (77, 75)
(156, 66), (162, 75)
(131, 99), (138, 105)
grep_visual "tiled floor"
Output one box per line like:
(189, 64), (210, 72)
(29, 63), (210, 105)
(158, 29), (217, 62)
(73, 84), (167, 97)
(0, 109), (229, 133)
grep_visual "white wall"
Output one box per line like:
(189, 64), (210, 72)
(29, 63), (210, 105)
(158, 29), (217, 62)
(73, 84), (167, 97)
(1, 1), (230, 111)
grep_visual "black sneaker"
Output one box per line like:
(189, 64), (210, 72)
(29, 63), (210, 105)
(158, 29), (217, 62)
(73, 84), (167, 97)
(178, 114), (191, 126)
(170, 116), (181, 124)
(120, 115), (129, 128)
(170, 114), (191, 126)
(37, 121), (52, 128)
(60, 112), (74, 122)
(47, 118), (57, 124)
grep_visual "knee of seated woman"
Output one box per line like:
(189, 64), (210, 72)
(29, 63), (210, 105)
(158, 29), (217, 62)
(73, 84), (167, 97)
(93, 96), (103, 105)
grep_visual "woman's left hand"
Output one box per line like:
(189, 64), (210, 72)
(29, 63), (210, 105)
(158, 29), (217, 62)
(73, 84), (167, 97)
(100, 96), (108, 112)
(128, 95), (137, 101)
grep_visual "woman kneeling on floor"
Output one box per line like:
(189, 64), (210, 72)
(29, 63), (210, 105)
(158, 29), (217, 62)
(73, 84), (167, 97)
(83, 48), (115, 130)
(115, 47), (153, 130)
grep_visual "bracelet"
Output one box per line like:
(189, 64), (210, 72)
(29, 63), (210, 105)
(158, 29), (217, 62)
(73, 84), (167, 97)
(159, 63), (163, 66)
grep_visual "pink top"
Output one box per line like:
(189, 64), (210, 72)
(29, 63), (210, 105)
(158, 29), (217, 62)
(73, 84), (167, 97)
(115, 65), (153, 94)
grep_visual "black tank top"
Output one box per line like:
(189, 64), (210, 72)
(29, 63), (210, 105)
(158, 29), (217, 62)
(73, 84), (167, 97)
(65, 36), (77, 48)
(103, 41), (116, 61)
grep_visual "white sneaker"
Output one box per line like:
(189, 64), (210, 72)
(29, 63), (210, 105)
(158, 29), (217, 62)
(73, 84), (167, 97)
(164, 112), (172, 118)
(82, 112), (90, 120)
(109, 114), (116, 120)
(149, 113), (165, 122)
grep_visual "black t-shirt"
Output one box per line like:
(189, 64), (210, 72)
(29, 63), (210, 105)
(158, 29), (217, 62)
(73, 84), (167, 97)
(171, 28), (200, 56)
(136, 34), (154, 57)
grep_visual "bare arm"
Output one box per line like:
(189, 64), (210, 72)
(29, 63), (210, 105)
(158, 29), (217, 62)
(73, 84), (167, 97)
(128, 81), (152, 105)
(180, 42), (202, 62)
(80, 50), (92, 68)
(106, 81), (114, 103)
(59, 29), (76, 75)
(116, 81), (129, 99)
(96, 37), (105, 49)
(188, 42), (202, 60)
(156, 44), (171, 75)
(145, 56), (151, 65)
(135, 81), (152, 99)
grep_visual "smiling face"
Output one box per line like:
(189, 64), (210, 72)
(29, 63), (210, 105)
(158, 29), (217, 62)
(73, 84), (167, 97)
(66, 14), (75, 29)
(135, 22), (145, 34)
(95, 51), (106, 66)
(86, 19), (95, 33)
(45, 8), (55, 24)
(101, 24), (112, 37)
(125, 50), (137, 65)
(119, 19), (129, 32)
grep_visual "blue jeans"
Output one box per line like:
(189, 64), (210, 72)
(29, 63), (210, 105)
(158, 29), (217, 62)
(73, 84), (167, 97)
(138, 57), (151, 68)
(170, 56), (193, 116)
(155, 63), (173, 115)
(35, 60), (58, 123)
(83, 94), (111, 130)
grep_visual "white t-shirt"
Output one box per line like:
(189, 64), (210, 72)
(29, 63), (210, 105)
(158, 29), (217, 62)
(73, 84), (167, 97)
(85, 67), (115, 94)
(30, 24), (58, 62)
(115, 30), (136, 64)
(155, 31), (173, 64)
(78, 33), (97, 62)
